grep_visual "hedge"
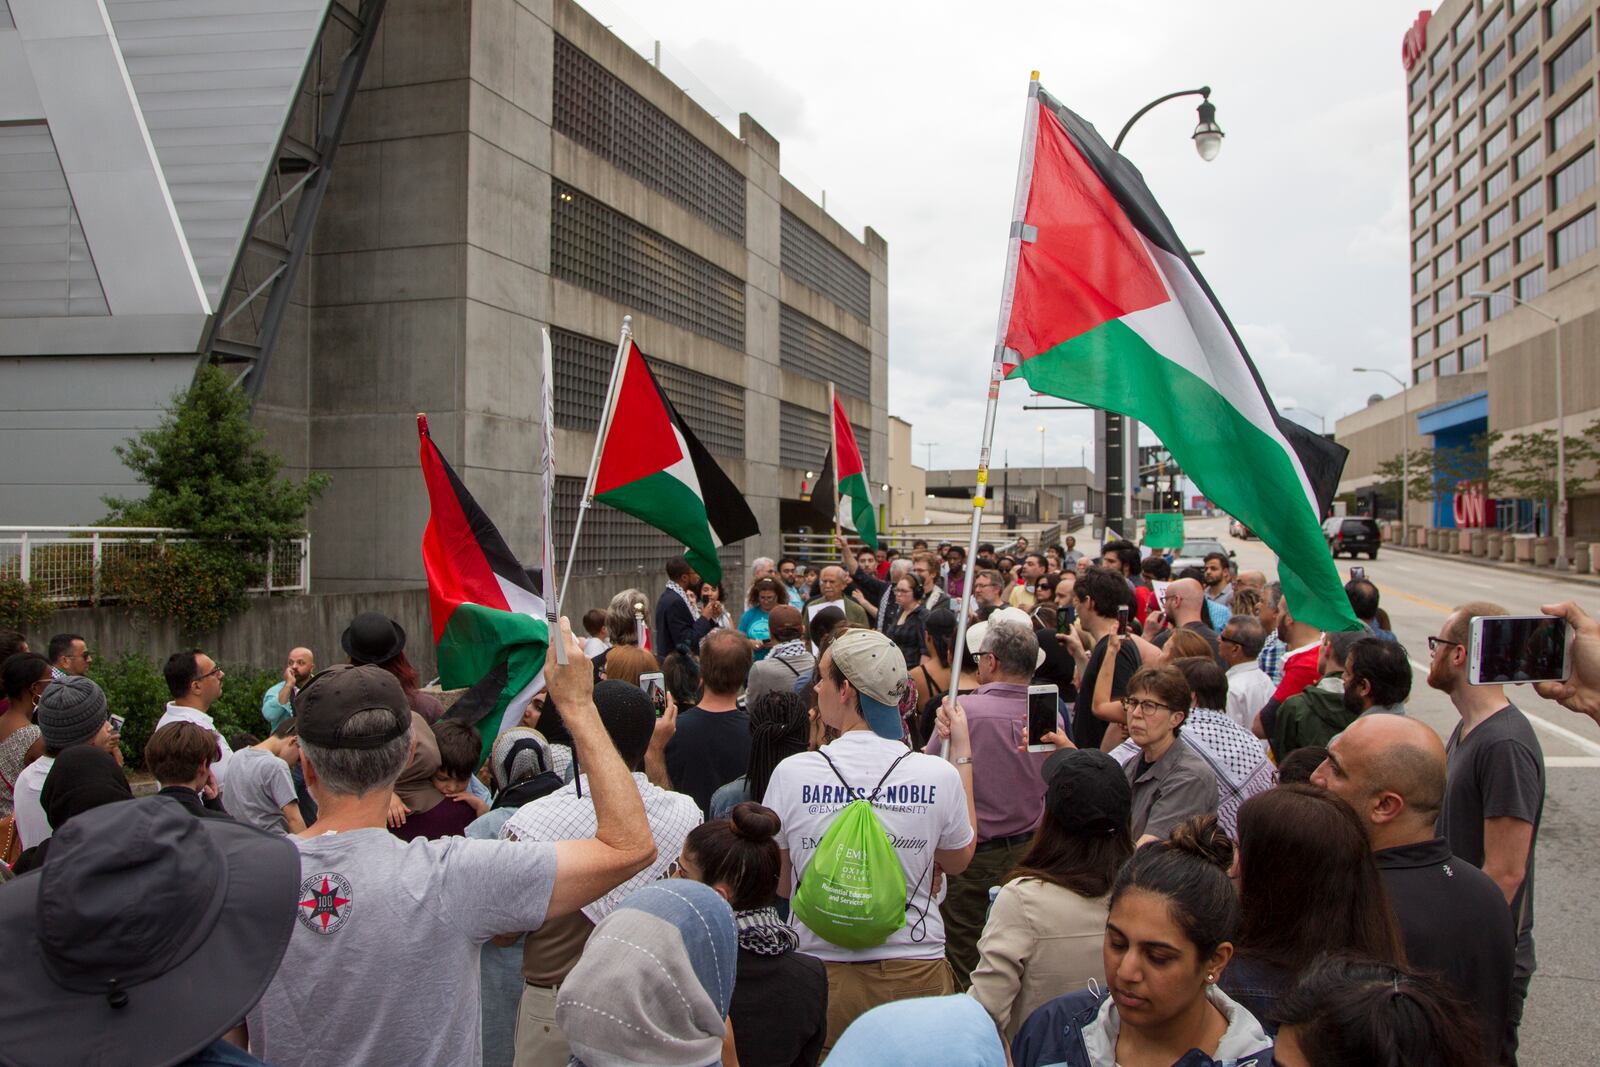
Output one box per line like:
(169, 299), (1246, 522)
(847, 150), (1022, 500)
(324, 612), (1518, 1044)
(89, 652), (279, 770)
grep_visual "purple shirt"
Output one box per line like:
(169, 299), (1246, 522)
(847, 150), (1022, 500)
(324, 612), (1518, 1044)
(927, 681), (1053, 842)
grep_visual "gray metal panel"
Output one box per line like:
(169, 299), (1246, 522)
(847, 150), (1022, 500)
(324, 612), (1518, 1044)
(0, 125), (109, 318)
(103, 0), (331, 305)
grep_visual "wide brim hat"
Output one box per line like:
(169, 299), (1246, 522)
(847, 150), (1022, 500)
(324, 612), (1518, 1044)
(341, 610), (407, 664)
(0, 800), (299, 1067)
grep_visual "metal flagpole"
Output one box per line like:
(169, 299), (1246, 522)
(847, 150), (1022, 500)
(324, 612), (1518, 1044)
(558, 315), (632, 608)
(949, 72), (1042, 717)
(539, 327), (567, 664)
(829, 382), (841, 551)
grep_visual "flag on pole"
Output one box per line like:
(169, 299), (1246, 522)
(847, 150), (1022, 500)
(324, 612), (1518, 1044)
(593, 340), (758, 584)
(418, 415), (550, 765)
(998, 84), (1358, 632)
(538, 328), (566, 665)
(830, 391), (879, 550)
(804, 447), (835, 527)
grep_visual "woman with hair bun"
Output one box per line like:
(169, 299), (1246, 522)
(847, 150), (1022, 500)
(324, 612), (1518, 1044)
(1011, 815), (1274, 1067)
(676, 802), (827, 1067)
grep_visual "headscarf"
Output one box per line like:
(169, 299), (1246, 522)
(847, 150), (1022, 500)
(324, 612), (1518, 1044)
(43, 745), (132, 830)
(558, 881), (736, 1067)
(490, 727), (571, 789)
(392, 712), (444, 814)
(827, 994), (1006, 1067)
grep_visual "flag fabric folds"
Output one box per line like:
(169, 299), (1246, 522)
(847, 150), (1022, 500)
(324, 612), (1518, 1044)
(999, 84), (1358, 632)
(593, 340), (758, 585)
(831, 393), (879, 550)
(418, 414), (550, 765)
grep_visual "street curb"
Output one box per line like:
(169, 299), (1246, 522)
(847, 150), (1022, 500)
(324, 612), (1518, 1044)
(1380, 542), (1600, 588)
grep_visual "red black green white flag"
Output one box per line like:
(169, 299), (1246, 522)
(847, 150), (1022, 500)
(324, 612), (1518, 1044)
(418, 414), (549, 764)
(830, 391), (878, 550)
(998, 82), (1358, 632)
(592, 340), (758, 585)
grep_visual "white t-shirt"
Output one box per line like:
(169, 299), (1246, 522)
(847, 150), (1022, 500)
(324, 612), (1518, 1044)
(12, 754), (54, 849)
(156, 704), (234, 787)
(249, 828), (559, 1067)
(762, 731), (974, 963)
(1224, 663), (1277, 731)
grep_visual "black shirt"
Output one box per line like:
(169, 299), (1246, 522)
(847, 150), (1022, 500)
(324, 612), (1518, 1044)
(1376, 837), (1514, 1062)
(1033, 629), (1077, 701)
(665, 706), (752, 815)
(1073, 636), (1141, 750)
(156, 787), (233, 820)
(729, 946), (827, 1067)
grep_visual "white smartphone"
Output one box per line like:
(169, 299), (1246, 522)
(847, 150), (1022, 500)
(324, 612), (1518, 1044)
(1350, 565), (1366, 581)
(1468, 615), (1572, 686)
(639, 672), (667, 716)
(1027, 683), (1060, 752)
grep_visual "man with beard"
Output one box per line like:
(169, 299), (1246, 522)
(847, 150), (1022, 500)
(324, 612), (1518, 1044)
(1201, 552), (1235, 610)
(777, 557), (806, 609)
(262, 646), (317, 729)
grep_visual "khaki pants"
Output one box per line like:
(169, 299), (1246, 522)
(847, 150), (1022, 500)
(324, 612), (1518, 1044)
(823, 957), (958, 1051)
(512, 984), (568, 1067)
(940, 838), (1032, 988)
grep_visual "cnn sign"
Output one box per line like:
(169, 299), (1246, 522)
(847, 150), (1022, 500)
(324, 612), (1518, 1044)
(1402, 11), (1432, 72)
(1453, 483), (1495, 528)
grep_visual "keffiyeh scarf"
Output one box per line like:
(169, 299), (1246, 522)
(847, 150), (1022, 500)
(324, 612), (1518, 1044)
(734, 906), (798, 956)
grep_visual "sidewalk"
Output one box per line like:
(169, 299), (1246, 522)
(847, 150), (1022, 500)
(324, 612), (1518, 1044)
(1382, 541), (1600, 588)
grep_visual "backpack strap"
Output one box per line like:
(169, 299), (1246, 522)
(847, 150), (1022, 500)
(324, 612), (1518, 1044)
(867, 749), (915, 804)
(775, 657), (801, 678)
(816, 749), (853, 794)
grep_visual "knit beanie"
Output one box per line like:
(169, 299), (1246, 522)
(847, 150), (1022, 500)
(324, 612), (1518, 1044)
(37, 676), (109, 750)
(558, 881), (736, 1067)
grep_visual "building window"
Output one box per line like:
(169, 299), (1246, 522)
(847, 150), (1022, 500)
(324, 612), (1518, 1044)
(1415, 202), (1430, 228)
(552, 36), (746, 239)
(1459, 187), (1483, 222)
(1518, 264), (1548, 296)
(1437, 350), (1461, 376)
(1518, 222), (1546, 260)
(1436, 245), (1458, 275)
(1548, 25), (1594, 91)
(1412, 138), (1430, 166)
(780, 210), (872, 323)
(1515, 139), (1544, 178)
(1487, 244), (1513, 280)
(1512, 15), (1539, 55)
(1459, 262), (1484, 296)
(1487, 204), (1512, 240)
(1517, 179), (1546, 219)
(1460, 300), (1485, 332)
(1460, 226), (1484, 257)
(1551, 145), (1596, 207)
(550, 182), (746, 350)
(1483, 44), (1510, 86)
(1434, 77), (1455, 111)
(1415, 231), (1434, 258)
(1437, 212), (1457, 241)
(1459, 154), (1483, 185)
(1412, 70), (1428, 105)
(1551, 84), (1595, 149)
(1487, 163), (1512, 201)
(1486, 124), (1513, 163)
(1415, 331), (1435, 360)
(1553, 208), (1598, 265)
(779, 305), (872, 400)
(1414, 300), (1430, 327)
(1513, 57), (1540, 96)
(1485, 85), (1511, 124)
(1456, 12), (1475, 47)
(1415, 263), (1433, 293)
(1484, 7), (1509, 47)
(1514, 96), (1543, 138)
(1434, 111), (1454, 144)
(1460, 76), (1481, 111)
(1412, 103), (1429, 134)
(1437, 318), (1458, 345)
(1461, 338), (1486, 369)
(1435, 286), (1453, 316)
(1413, 169), (1429, 197)
(1458, 113), (1482, 149)
(1549, 0), (1584, 35)
(1417, 362), (1435, 383)
(1437, 138), (1458, 172)
(1435, 177), (1455, 211)
(1488, 288), (1516, 318)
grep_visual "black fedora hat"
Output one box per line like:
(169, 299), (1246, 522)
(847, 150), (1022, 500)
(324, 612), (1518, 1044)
(341, 610), (407, 665)
(0, 798), (299, 1067)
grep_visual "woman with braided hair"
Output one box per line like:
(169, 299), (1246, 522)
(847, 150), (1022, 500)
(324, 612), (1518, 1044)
(709, 690), (811, 820)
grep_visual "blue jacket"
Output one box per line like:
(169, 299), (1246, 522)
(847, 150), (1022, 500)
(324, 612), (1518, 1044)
(1012, 988), (1273, 1067)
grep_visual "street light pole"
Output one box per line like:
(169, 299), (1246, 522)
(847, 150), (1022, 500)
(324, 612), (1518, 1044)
(1284, 405), (1327, 434)
(1038, 425), (1047, 522)
(1354, 367), (1410, 549)
(1469, 288), (1567, 569)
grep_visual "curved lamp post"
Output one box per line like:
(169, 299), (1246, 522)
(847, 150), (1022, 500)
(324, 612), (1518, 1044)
(1354, 367), (1410, 550)
(1113, 86), (1225, 160)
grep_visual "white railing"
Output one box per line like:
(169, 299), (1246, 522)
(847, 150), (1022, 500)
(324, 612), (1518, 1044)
(0, 527), (309, 603)
(779, 526), (1058, 566)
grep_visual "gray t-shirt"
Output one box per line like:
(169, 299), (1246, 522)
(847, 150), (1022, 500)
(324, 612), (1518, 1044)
(224, 746), (298, 834)
(249, 828), (559, 1067)
(1438, 703), (1545, 974)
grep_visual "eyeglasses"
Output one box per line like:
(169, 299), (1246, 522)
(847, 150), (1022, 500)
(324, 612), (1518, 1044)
(199, 666), (224, 681)
(1427, 636), (1462, 654)
(1122, 697), (1175, 716)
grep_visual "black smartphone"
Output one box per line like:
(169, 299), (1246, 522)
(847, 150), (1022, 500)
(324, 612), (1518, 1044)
(640, 672), (667, 716)
(1027, 684), (1059, 751)
(1469, 615), (1571, 685)
(1116, 605), (1130, 635)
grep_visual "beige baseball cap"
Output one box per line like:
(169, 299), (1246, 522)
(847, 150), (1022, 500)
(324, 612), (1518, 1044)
(827, 628), (909, 733)
(966, 606), (1046, 669)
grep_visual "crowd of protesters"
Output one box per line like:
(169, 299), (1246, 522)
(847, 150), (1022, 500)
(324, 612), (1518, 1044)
(1, 530), (1592, 1067)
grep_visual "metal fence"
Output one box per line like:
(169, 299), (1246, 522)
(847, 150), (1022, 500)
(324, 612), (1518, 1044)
(0, 527), (309, 603)
(778, 528), (1054, 567)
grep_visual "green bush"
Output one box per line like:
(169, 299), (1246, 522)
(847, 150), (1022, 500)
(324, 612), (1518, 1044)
(91, 651), (277, 770)
(0, 577), (53, 633)
(100, 541), (260, 640)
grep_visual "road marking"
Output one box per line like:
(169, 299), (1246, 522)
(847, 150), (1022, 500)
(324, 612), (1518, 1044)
(1387, 564), (1414, 573)
(1467, 579), (1497, 589)
(1546, 757), (1600, 768)
(1524, 710), (1600, 758)
(1385, 587), (1454, 614)
(1408, 660), (1429, 673)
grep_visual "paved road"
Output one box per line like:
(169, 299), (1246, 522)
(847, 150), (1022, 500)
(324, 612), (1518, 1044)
(1208, 517), (1600, 1063)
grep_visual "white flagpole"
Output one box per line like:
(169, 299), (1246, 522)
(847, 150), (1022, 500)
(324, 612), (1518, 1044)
(949, 72), (1042, 715)
(558, 315), (632, 608)
(539, 327), (568, 665)
(829, 382), (841, 549)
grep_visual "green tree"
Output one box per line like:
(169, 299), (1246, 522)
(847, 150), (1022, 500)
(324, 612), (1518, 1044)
(100, 365), (329, 635)
(1489, 428), (1597, 528)
(1374, 448), (1435, 512)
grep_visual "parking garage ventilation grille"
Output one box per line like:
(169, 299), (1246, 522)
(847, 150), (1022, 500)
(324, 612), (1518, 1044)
(779, 304), (870, 400)
(779, 402), (869, 476)
(780, 208), (870, 321)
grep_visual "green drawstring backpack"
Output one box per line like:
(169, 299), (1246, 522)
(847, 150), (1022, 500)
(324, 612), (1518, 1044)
(791, 750), (913, 950)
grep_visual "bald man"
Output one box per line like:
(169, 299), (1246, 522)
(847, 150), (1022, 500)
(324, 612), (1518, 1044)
(1313, 715), (1514, 1062)
(261, 645), (316, 729)
(1150, 577), (1222, 663)
(1233, 570), (1267, 593)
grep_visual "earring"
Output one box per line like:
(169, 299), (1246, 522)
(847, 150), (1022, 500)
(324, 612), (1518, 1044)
(1206, 974), (1214, 982)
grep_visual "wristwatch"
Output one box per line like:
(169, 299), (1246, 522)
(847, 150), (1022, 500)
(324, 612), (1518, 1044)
(954, 756), (973, 765)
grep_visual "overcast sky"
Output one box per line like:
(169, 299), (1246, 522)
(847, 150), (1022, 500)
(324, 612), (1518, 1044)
(603, 0), (1413, 473)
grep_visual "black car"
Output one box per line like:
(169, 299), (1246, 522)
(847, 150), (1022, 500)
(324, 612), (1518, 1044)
(1323, 516), (1380, 559)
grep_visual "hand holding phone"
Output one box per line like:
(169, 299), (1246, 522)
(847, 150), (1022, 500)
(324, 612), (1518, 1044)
(640, 672), (668, 717)
(1116, 605), (1130, 635)
(1026, 684), (1060, 751)
(1470, 615), (1572, 685)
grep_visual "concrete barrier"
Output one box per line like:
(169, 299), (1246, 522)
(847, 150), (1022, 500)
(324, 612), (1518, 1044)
(1471, 530), (1487, 558)
(1576, 542), (1592, 574)
(1486, 531), (1503, 559)
(1533, 539), (1551, 567)
(1504, 536), (1519, 562)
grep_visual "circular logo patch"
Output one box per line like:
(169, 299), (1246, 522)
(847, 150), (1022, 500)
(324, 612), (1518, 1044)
(297, 872), (353, 935)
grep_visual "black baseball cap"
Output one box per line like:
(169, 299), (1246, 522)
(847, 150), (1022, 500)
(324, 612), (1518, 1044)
(294, 663), (411, 749)
(1040, 748), (1132, 835)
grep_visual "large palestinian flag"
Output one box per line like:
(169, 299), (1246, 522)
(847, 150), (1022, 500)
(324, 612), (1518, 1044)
(418, 415), (549, 764)
(593, 341), (758, 585)
(1000, 83), (1358, 632)
(831, 393), (878, 550)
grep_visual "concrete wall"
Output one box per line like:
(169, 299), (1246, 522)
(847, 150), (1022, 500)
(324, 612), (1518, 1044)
(886, 415), (926, 528)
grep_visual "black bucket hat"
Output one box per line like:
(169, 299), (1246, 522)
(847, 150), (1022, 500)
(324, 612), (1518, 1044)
(341, 610), (407, 665)
(0, 799), (299, 1066)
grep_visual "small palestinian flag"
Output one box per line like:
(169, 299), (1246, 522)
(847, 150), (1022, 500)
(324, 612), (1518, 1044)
(831, 392), (878, 550)
(593, 341), (758, 584)
(418, 415), (549, 764)
(999, 82), (1357, 632)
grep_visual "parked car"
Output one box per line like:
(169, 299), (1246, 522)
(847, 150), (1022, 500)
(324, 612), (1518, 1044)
(1169, 538), (1237, 575)
(1229, 519), (1255, 540)
(1323, 516), (1380, 559)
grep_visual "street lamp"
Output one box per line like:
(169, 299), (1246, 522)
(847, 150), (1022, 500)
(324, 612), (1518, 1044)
(1354, 366), (1411, 550)
(1038, 425), (1047, 522)
(1283, 405), (1327, 434)
(1470, 287), (1568, 570)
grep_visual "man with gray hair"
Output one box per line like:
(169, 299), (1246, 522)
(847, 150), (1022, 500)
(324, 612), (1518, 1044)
(1219, 615), (1274, 731)
(248, 620), (657, 1067)
(1255, 580), (1287, 682)
(1268, 629), (1366, 759)
(805, 563), (869, 628)
(750, 557), (776, 583)
(924, 607), (1058, 986)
